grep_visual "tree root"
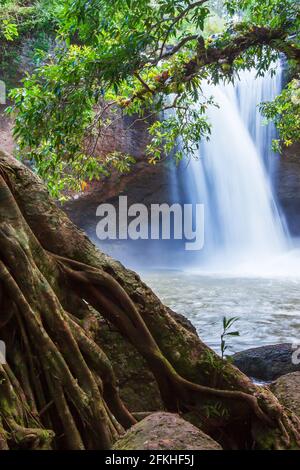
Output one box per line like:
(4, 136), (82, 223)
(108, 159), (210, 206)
(54, 254), (300, 449)
(0, 174), (133, 448)
(0, 162), (300, 449)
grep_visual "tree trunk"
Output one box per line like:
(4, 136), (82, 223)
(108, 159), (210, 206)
(0, 149), (299, 450)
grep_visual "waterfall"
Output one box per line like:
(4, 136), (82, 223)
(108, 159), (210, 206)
(175, 64), (289, 270)
(236, 67), (282, 176)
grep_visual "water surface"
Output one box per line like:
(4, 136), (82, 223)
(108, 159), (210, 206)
(142, 271), (300, 354)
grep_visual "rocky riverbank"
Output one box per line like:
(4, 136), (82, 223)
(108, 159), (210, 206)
(232, 343), (300, 381)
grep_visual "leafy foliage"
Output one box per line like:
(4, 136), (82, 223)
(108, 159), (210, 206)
(220, 316), (240, 359)
(261, 77), (300, 152)
(225, 0), (299, 30)
(1, 18), (18, 40)
(0, 1), (60, 89)
(5, 0), (300, 196)
(0, 1), (59, 38)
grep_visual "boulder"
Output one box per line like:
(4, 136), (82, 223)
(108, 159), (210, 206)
(270, 372), (300, 418)
(113, 412), (222, 450)
(232, 343), (300, 381)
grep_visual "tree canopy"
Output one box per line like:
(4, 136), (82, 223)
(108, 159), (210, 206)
(2, 0), (300, 196)
(1, 3), (300, 451)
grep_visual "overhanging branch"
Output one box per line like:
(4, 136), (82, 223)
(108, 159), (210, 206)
(128, 26), (299, 106)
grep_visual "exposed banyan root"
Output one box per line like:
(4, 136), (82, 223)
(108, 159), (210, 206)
(54, 254), (300, 449)
(0, 162), (300, 450)
(0, 173), (135, 448)
(0, 363), (54, 449)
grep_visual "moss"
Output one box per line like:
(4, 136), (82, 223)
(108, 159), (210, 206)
(0, 398), (13, 415)
(96, 319), (163, 412)
(113, 413), (222, 450)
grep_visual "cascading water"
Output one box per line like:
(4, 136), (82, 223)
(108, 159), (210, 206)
(143, 64), (300, 352)
(237, 67), (283, 175)
(174, 63), (290, 271)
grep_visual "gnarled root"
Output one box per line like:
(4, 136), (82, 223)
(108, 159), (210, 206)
(0, 159), (300, 450)
(0, 172), (135, 448)
(54, 254), (300, 449)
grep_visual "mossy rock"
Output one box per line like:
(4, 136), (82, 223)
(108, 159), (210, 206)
(232, 344), (300, 381)
(113, 412), (222, 450)
(269, 372), (300, 418)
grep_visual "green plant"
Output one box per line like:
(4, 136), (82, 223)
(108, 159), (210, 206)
(202, 401), (230, 419)
(260, 77), (300, 152)
(220, 316), (240, 359)
(1, 18), (18, 40)
(6, 0), (300, 196)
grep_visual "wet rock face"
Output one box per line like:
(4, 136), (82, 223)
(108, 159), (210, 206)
(64, 160), (170, 238)
(63, 153), (177, 269)
(97, 112), (154, 160)
(112, 412), (222, 450)
(0, 107), (14, 155)
(232, 343), (300, 381)
(277, 143), (300, 236)
(270, 372), (300, 418)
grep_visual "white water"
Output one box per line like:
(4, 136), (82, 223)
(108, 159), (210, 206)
(237, 68), (281, 174)
(93, 65), (300, 276)
(87, 65), (300, 350)
(143, 271), (300, 353)
(141, 66), (300, 351)
(176, 65), (296, 274)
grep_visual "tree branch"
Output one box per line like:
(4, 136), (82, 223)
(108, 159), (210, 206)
(153, 34), (198, 64)
(128, 26), (299, 106)
(158, 0), (209, 60)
